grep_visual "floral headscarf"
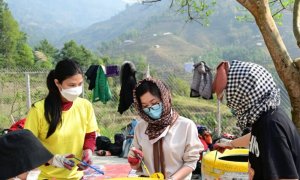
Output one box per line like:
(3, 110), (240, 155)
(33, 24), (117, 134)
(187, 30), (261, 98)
(133, 78), (178, 140)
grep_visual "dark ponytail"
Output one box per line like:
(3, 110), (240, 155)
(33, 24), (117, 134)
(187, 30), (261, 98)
(44, 59), (83, 138)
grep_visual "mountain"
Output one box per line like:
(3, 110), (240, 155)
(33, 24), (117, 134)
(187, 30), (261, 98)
(6, 0), (126, 45)
(64, 1), (299, 65)
(58, 1), (264, 64)
(7, 0), (299, 65)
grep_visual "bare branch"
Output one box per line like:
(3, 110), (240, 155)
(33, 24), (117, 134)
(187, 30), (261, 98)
(142, 0), (161, 3)
(278, 0), (285, 8)
(187, 0), (193, 21)
(272, 7), (286, 17)
(269, 0), (278, 4)
(170, 0), (174, 8)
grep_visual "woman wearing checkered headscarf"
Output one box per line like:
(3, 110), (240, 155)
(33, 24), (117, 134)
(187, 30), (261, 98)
(226, 60), (280, 130)
(214, 60), (300, 180)
(127, 78), (203, 180)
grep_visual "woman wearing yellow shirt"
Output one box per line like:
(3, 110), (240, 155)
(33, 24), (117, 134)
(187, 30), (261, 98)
(25, 59), (98, 179)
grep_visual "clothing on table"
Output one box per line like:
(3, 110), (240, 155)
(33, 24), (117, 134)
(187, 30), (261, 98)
(190, 61), (213, 99)
(25, 98), (98, 180)
(249, 107), (300, 179)
(0, 129), (53, 180)
(95, 134), (125, 156)
(132, 116), (203, 180)
(93, 65), (112, 104)
(118, 61), (137, 114)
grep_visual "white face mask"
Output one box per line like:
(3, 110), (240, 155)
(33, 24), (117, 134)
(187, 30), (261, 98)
(60, 86), (82, 101)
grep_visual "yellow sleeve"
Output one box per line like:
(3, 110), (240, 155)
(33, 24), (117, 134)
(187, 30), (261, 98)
(24, 105), (41, 137)
(86, 101), (98, 133)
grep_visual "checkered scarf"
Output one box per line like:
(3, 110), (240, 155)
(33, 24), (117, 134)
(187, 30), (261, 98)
(133, 78), (178, 140)
(226, 60), (280, 130)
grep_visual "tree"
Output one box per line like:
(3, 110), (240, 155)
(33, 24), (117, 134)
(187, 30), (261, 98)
(34, 39), (58, 64)
(148, 0), (300, 131)
(58, 40), (101, 68)
(0, 0), (34, 68)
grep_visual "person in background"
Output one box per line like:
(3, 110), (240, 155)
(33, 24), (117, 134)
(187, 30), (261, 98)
(213, 60), (300, 180)
(197, 125), (213, 151)
(192, 125), (213, 178)
(0, 129), (75, 180)
(25, 59), (98, 179)
(127, 78), (202, 180)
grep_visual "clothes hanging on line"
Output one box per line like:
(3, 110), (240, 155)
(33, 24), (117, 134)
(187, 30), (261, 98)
(93, 65), (112, 104)
(190, 61), (213, 99)
(118, 61), (137, 114)
(106, 65), (120, 77)
(85, 65), (99, 90)
(85, 65), (112, 104)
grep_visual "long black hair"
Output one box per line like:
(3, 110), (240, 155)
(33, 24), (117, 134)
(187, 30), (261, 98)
(44, 59), (83, 138)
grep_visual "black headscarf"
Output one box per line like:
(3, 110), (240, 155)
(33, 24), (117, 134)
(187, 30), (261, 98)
(0, 129), (53, 180)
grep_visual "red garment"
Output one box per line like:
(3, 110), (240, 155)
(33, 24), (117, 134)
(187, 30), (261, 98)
(62, 101), (73, 111)
(200, 138), (208, 151)
(9, 118), (26, 131)
(83, 131), (96, 152)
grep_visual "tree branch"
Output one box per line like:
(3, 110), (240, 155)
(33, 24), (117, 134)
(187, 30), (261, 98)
(236, 0), (256, 15)
(293, 0), (300, 48)
(142, 0), (161, 3)
(272, 7), (286, 17)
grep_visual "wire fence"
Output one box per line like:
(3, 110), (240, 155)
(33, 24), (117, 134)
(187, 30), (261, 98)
(0, 66), (291, 139)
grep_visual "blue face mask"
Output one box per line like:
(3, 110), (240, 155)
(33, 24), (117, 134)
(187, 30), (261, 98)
(143, 102), (163, 120)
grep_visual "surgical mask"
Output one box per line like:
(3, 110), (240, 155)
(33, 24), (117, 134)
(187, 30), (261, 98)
(143, 102), (163, 120)
(60, 86), (82, 102)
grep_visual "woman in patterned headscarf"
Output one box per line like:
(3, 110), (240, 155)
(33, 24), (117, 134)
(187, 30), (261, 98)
(213, 60), (300, 180)
(127, 78), (203, 180)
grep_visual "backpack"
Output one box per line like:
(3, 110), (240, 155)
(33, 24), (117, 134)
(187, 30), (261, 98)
(96, 136), (112, 151)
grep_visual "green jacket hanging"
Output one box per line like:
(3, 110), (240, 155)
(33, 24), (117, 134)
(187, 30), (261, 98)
(93, 66), (112, 104)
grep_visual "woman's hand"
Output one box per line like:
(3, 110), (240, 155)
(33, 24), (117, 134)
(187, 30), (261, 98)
(77, 149), (93, 171)
(50, 154), (75, 170)
(128, 147), (143, 169)
(213, 141), (234, 153)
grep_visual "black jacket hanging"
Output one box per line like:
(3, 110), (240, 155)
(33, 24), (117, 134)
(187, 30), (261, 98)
(118, 61), (137, 114)
(85, 65), (99, 90)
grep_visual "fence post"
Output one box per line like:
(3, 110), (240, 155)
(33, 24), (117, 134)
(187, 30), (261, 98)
(217, 100), (221, 137)
(25, 73), (31, 110)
